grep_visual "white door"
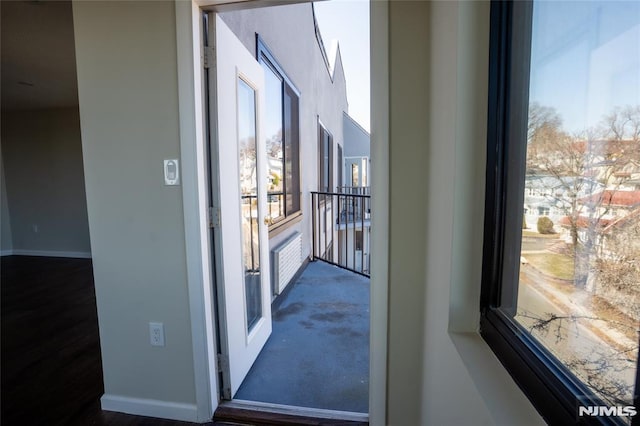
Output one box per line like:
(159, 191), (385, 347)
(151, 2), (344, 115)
(210, 14), (271, 399)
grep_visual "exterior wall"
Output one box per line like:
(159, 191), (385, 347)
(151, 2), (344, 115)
(220, 4), (349, 261)
(343, 113), (371, 189)
(72, 0), (196, 412)
(1, 107), (91, 256)
(337, 225), (370, 273)
(343, 113), (370, 158)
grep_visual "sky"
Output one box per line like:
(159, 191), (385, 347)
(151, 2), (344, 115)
(529, 1), (640, 135)
(313, 0), (371, 132)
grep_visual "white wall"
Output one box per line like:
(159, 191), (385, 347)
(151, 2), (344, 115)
(220, 4), (349, 258)
(1, 107), (91, 256)
(343, 113), (370, 159)
(382, 2), (544, 425)
(72, 0), (197, 417)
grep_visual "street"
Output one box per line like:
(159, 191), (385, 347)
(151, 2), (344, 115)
(517, 263), (636, 405)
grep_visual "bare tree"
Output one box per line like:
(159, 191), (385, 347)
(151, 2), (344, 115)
(519, 311), (637, 408)
(602, 105), (640, 143)
(526, 104), (640, 287)
(519, 105), (640, 420)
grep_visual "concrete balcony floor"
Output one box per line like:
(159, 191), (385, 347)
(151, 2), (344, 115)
(234, 260), (370, 413)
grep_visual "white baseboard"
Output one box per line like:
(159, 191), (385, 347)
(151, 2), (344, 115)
(1, 249), (13, 256)
(101, 394), (199, 423)
(7, 249), (91, 259)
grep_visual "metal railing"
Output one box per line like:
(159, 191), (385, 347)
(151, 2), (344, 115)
(336, 186), (371, 196)
(266, 191), (285, 221)
(311, 191), (371, 277)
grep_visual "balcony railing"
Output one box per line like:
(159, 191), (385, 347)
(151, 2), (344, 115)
(336, 186), (371, 196)
(311, 190), (371, 277)
(266, 191), (285, 220)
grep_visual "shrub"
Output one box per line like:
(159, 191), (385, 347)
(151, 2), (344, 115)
(537, 216), (555, 234)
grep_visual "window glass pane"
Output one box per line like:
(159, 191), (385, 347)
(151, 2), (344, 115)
(337, 145), (343, 189)
(352, 164), (359, 187)
(263, 63), (285, 222)
(323, 131), (330, 191)
(284, 85), (300, 215)
(237, 78), (262, 332)
(515, 1), (640, 410)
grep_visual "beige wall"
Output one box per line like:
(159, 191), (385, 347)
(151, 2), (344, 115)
(1, 107), (90, 255)
(72, 0), (196, 409)
(382, 2), (543, 425)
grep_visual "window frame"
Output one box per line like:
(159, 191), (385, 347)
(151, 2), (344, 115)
(479, 1), (639, 425)
(318, 120), (333, 193)
(256, 36), (301, 228)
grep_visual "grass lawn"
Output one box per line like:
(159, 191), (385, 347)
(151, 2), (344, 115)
(522, 229), (560, 239)
(525, 252), (574, 280)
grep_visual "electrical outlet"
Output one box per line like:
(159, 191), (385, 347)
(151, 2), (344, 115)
(149, 322), (165, 347)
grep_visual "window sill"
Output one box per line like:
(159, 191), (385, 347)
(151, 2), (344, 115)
(449, 331), (545, 425)
(268, 212), (302, 238)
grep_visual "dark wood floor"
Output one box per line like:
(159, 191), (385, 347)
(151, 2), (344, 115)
(0, 256), (214, 426)
(1, 256), (366, 426)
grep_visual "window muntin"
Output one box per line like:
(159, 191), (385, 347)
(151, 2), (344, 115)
(258, 38), (301, 226)
(481, 1), (640, 423)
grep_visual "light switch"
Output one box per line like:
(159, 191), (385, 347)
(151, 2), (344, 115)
(164, 159), (180, 186)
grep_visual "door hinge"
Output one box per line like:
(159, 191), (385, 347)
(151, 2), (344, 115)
(216, 353), (228, 373)
(208, 207), (220, 228)
(203, 45), (214, 69)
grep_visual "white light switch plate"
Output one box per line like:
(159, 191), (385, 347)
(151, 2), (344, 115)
(164, 159), (180, 186)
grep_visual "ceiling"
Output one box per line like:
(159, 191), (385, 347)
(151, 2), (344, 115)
(1, 0), (79, 111)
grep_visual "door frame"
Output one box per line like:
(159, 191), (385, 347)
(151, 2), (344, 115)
(174, 1), (389, 423)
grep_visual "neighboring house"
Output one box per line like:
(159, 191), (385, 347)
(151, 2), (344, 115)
(577, 189), (640, 219)
(600, 206), (640, 259)
(557, 189), (640, 245)
(342, 112), (371, 192)
(523, 175), (603, 231)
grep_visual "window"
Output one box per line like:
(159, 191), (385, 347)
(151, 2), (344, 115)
(481, 1), (640, 424)
(355, 230), (363, 251)
(337, 144), (343, 189)
(537, 206), (549, 216)
(352, 164), (360, 187)
(258, 37), (301, 225)
(318, 122), (333, 192)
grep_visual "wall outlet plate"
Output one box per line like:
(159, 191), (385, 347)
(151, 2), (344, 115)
(149, 322), (165, 347)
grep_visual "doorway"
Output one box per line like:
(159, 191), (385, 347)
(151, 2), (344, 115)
(204, 2), (372, 417)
